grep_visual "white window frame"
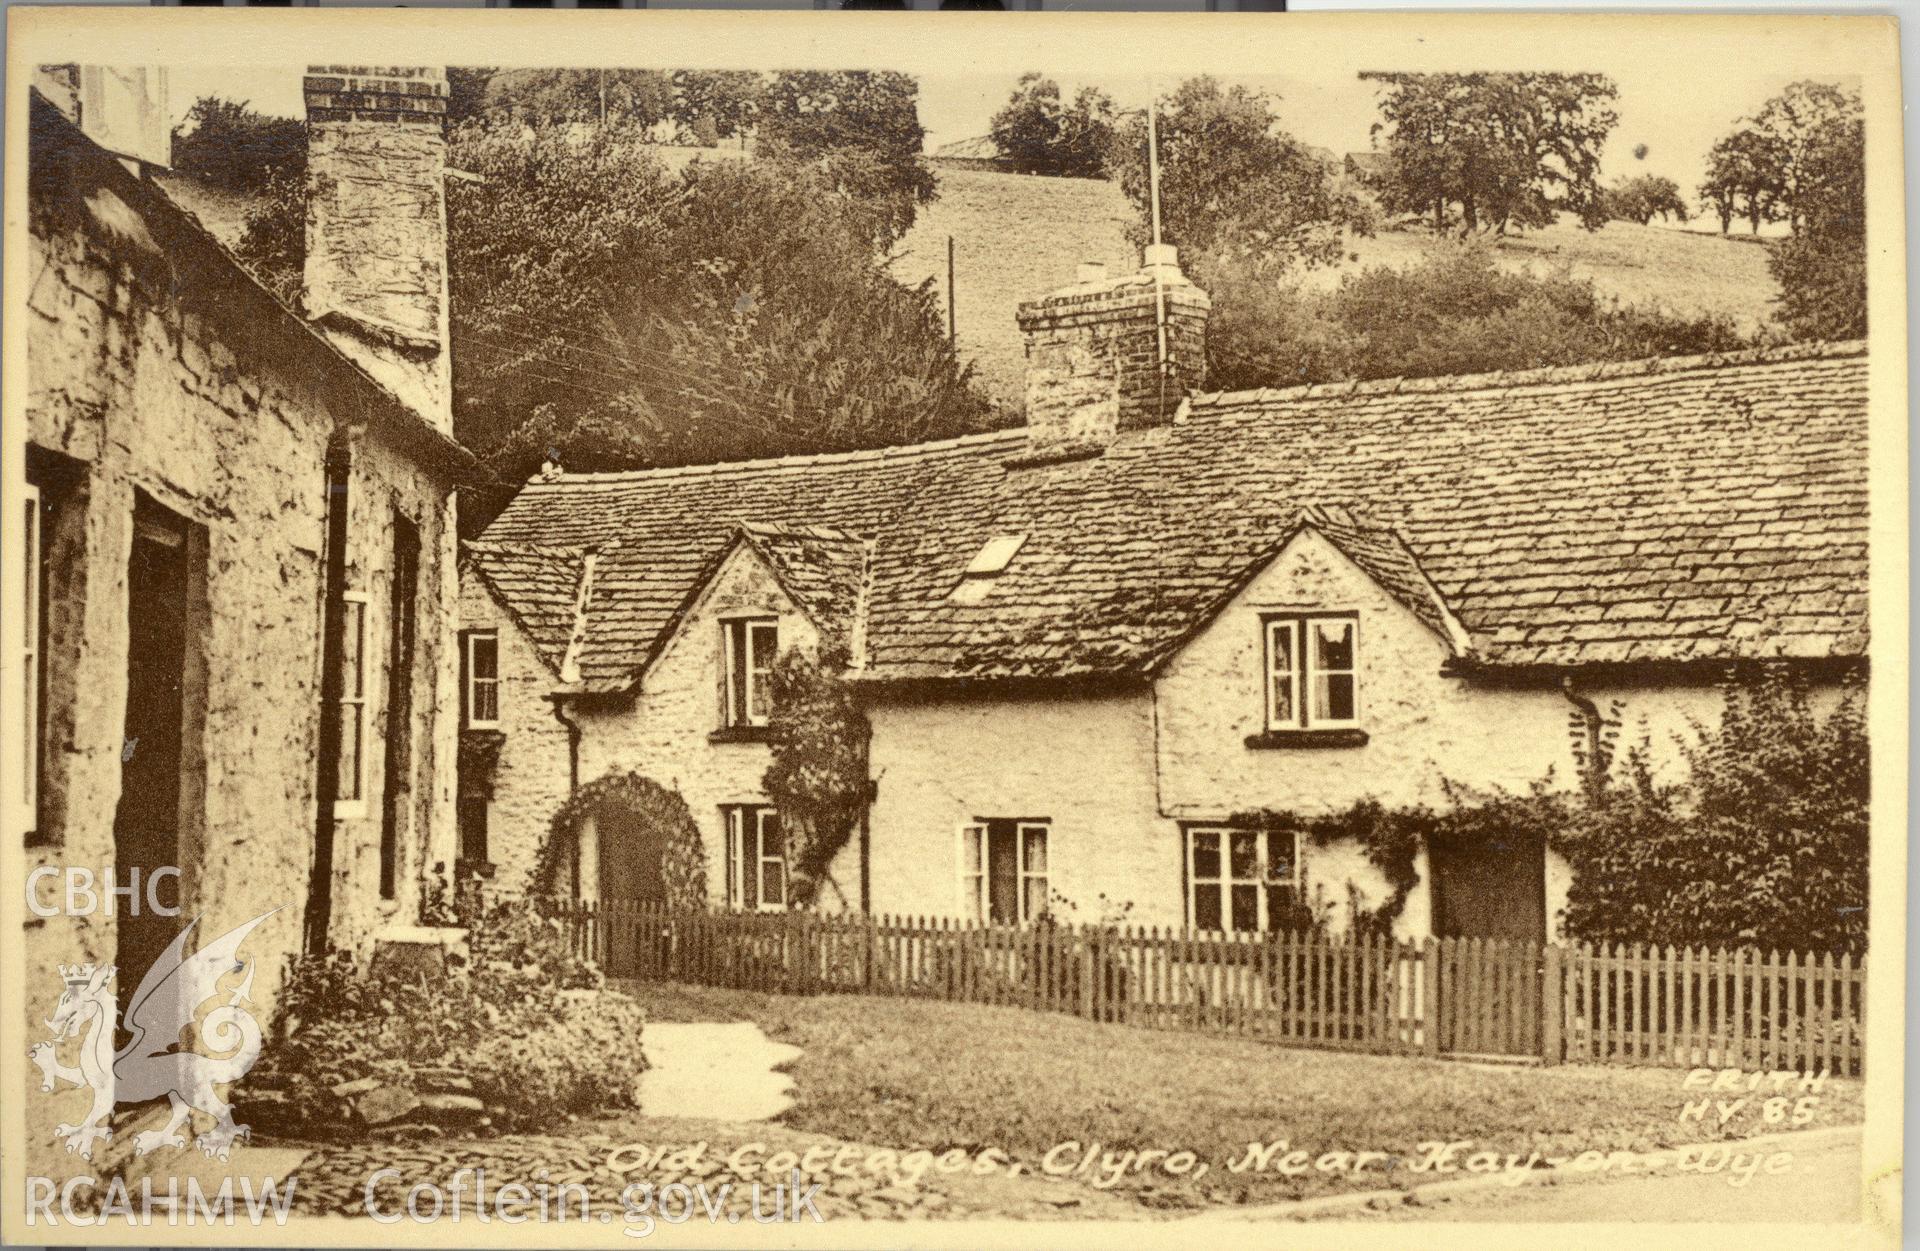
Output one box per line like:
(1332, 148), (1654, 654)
(1264, 613), (1361, 731)
(465, 629), (500, 729)
(19, 482), (41, 835)
(958, 820), (1050, 925)
(333, 591), (369, 818)
(722, 616), (779, 728)
(725, 805), (786, 912)
(1185, 825), (1302, 934)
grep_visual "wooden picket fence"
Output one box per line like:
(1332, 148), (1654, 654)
(555, 900), (1865, 1075)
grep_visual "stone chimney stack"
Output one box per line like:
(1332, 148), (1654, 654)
(1014, 243), (1210, 460)
(302, 66), (452, 433)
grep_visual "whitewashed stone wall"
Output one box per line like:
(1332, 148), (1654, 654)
(22, 142), (457, 1181)
(571, 547), (821, 907)
(456, 572), (573, 891)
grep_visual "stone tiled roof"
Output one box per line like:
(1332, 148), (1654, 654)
(1294, 508), (1469, 653)
(462, 540), (592, 676)
(477, 341), (1869, 690)
(738, 523), (871, 645)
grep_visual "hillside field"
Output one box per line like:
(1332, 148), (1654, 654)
(896, 165), (1785, 408)
(1305, 216), (1783, 334)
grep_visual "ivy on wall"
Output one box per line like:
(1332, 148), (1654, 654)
(1228, 784), (1571, 938)
(761, 644), (870, 908)
(531, 769), (709, 911)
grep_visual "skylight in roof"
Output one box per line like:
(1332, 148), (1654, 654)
(965, 534), (1027, 577)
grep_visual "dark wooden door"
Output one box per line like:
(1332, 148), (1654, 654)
(114, 506), (190, 1020)
(1430, 830), (1546, 942)
(597, 809), (668, 975)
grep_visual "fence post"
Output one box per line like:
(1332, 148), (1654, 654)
(1542, 943), (1562, 1066)
(1079, 926), (1096, 1020)
(1421, 937), (1440, 1056)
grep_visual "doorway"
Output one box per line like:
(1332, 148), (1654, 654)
(113, 497), (202, 1020)
(597, 807), (669, 976)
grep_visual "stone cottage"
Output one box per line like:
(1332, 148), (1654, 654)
(17, 59), (471, 1139)
(463, 245), (1868, 945)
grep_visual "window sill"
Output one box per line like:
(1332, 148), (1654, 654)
(709, 725), (772, 744)
(1244, 728), (1370, 750)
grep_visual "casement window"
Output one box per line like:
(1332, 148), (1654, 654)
(959, 819), (1050, 925)
(18, 482), (42, 836)
(1264, 614), (1359, 730)
(722, 617), (778, 728)
(724, 805), (785, 911)
(1186, 826), (1300, 933)
(464, 629), (500, 729)
(333, 591), (369, 815)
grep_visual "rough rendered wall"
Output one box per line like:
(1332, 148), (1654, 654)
(573, 548), (820, 907)
(457, 573), (573, 891)
(865, 690), (1169, 924)
(1152, 528), (1778, 940)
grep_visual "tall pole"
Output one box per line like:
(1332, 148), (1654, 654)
(1147, 88), (1170, 417)
(947, 235), (957, 347)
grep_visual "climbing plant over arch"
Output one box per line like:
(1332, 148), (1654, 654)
(531, 770), (708, 910)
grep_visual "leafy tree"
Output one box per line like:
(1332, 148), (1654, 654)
(756, 70), (936, 246)
(1606, 174), (1689, 226)
(441, 124), (983, 491)
(1203, 244), (1751, 393)
(1364, 72), (1619, 235)
(1108, 76), (1370, 276)
(478, 68), (675, 129)
(988, 73), (1114, 177)
(1769, 96), (1865, 339)
(170, 96), (304, 193)
(445, 67), (498, 126)
(1556, 668), (1868, 954)
(1698, 128), (1786, 235)
(237, 170), (306, 308)
(669, 70), (764, 142)
(1751, 80), (1862, 232)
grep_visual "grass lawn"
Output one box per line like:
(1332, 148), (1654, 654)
(624, 981), (1862, 1209)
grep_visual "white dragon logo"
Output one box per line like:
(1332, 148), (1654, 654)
(28, 909), (279, 1162)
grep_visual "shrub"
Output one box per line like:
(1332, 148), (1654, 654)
(242, 893), (647, 1135)
(1554, 667), (1869, 954)
(1203, 244), (1754, 393)
(762, 644), (869, 909)
(534, 770), (708, 909)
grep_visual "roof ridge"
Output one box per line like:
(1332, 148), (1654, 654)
(1187, 339), (1869, 411)
(527, 427), (1027, 487)
(737, 520), (865, 543)
(464, 538), (596, 559)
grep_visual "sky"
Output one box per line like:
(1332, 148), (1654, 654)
(169, 62), (1846, 198)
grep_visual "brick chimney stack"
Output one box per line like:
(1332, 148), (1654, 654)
(302, 66), (451, 433)
(1014, 243), (1210, 461)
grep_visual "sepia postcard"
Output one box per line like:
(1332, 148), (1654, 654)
(0, 7), (1906, 1248)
